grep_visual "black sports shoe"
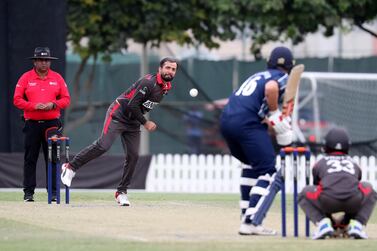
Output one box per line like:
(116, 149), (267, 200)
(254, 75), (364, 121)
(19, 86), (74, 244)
(51, 195), (57, 202)
(24, 194), (34, 202)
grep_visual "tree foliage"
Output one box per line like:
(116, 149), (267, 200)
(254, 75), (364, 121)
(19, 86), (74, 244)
(65, 0), (239, 131)
(65, 0), (135, 131)
(65, 0), (377, 130)
(234, 0), (377, 55)
(67, 0), (377, 62)
(68, 0), (238, 56)
(67, 0), (377, 60)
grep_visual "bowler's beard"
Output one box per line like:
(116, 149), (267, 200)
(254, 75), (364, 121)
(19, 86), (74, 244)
(161, 73), (174, 82)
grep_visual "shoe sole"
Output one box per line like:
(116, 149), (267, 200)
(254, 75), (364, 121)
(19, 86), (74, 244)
(238, 231), (252, 235)
(349, 233), (367, 239)
(116, 200), (130, 206)
(313, 230), (334, 240)
(239, 231), (276, 236)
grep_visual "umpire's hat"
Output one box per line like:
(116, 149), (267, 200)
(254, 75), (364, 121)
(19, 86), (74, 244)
(28, 47), (58, 60)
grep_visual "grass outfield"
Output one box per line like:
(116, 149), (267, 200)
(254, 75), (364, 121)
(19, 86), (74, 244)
(0, 190), (376, 251)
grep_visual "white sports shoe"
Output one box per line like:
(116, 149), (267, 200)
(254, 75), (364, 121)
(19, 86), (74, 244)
(61, 163), (76, 187)
(115, 192), (130, 206)
(312, 217), (334, 240)
(239, 223), (277, 236)
(347, 219), (368, 239)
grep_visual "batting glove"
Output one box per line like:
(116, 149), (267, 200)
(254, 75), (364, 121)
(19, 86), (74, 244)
(268, 110), (292, 134)
(276, 129), (293, 146)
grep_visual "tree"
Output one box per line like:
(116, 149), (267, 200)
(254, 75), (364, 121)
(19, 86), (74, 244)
(118, 0), (237, 48)
(65, 0), (133, 132)
(234, 0), (377, 55)
(65, 0), (239, 132)
(66, 0), (377, 132)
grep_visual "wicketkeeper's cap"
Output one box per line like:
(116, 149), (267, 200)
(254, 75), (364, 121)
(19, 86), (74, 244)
(324, 127), (350, 154)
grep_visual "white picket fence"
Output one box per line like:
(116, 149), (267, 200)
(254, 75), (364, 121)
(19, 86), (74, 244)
(146, 154), (377, 193)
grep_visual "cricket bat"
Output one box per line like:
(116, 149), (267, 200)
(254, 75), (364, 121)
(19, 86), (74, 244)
(282, 64), (305, 117)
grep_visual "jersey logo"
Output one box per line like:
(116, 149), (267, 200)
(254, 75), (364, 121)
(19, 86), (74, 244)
(49, 81), (57, 86)
(28, 82), (37, 86)
(142, 100), (159, 110)
(139, 87), (147, 95)
(334, 143), (342, 150)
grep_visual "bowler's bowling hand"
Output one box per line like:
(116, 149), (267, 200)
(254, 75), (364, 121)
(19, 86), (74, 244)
(143, 121), (157, 132)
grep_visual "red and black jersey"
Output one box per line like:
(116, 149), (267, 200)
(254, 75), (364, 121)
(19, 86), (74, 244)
(312, 153), (362, 200)
(112, 73), (171, 125)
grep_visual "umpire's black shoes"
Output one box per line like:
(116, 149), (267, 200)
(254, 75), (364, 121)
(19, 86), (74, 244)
(24, 194), (34, 202)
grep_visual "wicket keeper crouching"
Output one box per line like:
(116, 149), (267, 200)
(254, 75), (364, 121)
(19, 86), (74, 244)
(220, 46), (295, 235)
(299, 127), (377, 239)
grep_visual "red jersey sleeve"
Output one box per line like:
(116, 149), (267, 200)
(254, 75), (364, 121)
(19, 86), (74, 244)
(13, 73), (37, 111)
(54, 74), (70, 109)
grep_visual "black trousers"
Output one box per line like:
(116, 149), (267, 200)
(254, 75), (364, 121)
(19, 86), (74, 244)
(298, 183), (377, 225)
(69, 103), (140, 193)
(23, 119), (61, 196)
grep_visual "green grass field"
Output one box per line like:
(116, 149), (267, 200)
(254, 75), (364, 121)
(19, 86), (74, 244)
(0, 190), (376, 251)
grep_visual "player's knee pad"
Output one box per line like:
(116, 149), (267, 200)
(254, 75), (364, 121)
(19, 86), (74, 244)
(247, 171), (282, 225)
(240, 166), (258, 213)
(240, 166), (258, 190)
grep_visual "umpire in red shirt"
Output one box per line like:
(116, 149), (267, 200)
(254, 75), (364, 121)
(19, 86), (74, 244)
(13, 47), (70, 202)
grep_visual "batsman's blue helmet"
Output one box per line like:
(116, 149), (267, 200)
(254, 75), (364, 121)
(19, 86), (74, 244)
(267, 46), (295, 72)
(324, 127), (350, 154)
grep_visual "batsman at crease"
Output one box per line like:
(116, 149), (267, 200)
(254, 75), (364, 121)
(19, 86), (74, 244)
(220, 46), (297, 235)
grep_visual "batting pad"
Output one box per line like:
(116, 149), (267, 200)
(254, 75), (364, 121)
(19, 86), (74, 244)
(250, 172), (283, 225)
(244, 173), (275, 222)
